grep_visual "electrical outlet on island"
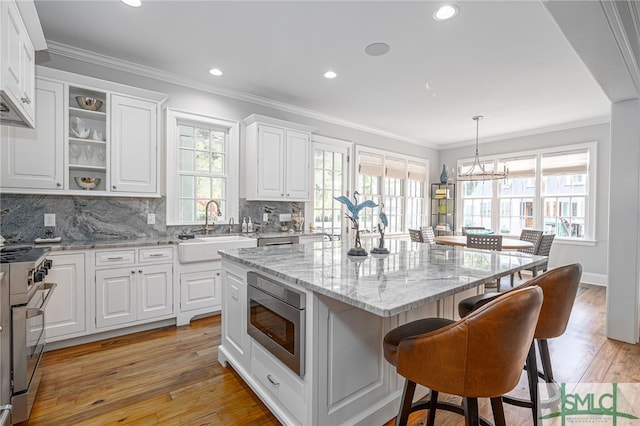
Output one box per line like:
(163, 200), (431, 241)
(147, 213), (156, 225)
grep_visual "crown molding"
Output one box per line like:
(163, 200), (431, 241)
(45, 41), (435, 149)
(601, 0), (640, 95)
(439, 115), (611, 150)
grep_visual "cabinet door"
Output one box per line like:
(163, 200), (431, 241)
(180, 268), (221, 312)
(256, 124), (285, 199)
(284, 129), (310, 200)
(138, 263), (173, 321)
(45, 252), (86, 341)
(0, 78), (64, 190)
(95, 267), (137, 328)
(110, 94), (158, 194)
(222, 265), (249, 365)
(1, 0), (34, 125)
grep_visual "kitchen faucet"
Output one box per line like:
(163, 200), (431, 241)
(204, 199), (221, 235)
(228, 217), (235, 233)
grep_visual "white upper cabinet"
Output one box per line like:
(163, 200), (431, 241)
(110, 94), (158, 194)
(244, 114), (312, 201)
(1, 67), (166, 197)
(0, 78), (64, 190)
(1, 0), (36, 128)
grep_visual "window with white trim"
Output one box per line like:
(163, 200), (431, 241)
(356, 147), (427, 234)
(458, 143), (595, 240)
(313, 138), (350, 240)
(166, 109), (239, 225)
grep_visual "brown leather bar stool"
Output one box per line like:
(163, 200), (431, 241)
(384, 286), (543, 426)
(458, 263), (582, 423)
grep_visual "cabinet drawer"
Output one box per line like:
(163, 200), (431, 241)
(138, 247), (173, 263)
(95, 250), (135, 267)
(251, 341), (306, 424)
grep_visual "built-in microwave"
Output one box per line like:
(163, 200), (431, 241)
(247, 272), (306, 377)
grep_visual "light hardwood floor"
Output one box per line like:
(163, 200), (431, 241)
(24, 283), (640, 425)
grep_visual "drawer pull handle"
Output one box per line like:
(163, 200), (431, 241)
(148, 253), (164, 257)
(107, 256), (125, 260)
(21, 95), (32, 105)
(267, 374), (280, 387)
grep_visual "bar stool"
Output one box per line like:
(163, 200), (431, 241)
(383, 286), (543, 426)
(458, 263), (582, 423)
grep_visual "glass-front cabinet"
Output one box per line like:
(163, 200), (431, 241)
(68, 86), (108, 192)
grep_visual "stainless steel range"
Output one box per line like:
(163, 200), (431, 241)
(0, 246), (56, 424)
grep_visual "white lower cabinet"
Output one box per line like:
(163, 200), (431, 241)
(251, 341), (307, 424)
(93, 247), (173, 330)
(45, 252), (86, 342)
(177, 260), (222, 326)
(96, 263), (172, 329)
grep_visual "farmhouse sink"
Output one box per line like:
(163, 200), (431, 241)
(178, 235), (257, 263)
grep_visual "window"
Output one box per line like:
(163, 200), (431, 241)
(458, 143), (595, 240)
(312, 136), (350, 240)
(541, 149), (589, 238)
(497, 156), (536, 235)
(166, 109), (239, 225)
(356, 147), (427, 235)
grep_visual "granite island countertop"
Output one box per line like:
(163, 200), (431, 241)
(220, 239), (548, 317)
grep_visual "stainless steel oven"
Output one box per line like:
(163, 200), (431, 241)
(247, 272), (305, 376)
(0, 246), (56, 424)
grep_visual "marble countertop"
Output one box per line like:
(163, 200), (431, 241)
(220, 239), (548, 317)
(34, 231), (326, 252)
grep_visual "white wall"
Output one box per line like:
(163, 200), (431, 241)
(35, 52), (440, 186)
(439, 123), (611, 286)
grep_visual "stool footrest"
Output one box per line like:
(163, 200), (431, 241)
(407, 398), (495, 426)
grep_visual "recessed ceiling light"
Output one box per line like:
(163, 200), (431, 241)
(365, 42), (390, 57)
(324, 71), (337, 79)
(121, 0), (142, 7)
(433, 5), (458, 21)
(209, 68), (223, 77)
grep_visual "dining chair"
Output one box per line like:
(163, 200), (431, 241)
(384, 286), (543, 426)
(517, 233), (555, 281)
(408, 229), (424, 242)
(420, 226), (436, 244)
(466, 234), (503, 251)
(462, 226), (486, 235)
(510, 229), (543, 286)
(467, 234), (503, 289)
(458, 264), (582, 423)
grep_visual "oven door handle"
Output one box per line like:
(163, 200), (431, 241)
(24, 283), (56, 318)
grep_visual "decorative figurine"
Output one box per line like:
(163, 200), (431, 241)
(372, 203), (390, 255)
(334, 191), (378, 256)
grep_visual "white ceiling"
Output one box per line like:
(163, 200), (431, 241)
(33, 0), (611, 148)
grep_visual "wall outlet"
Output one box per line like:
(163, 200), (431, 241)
(44, 213), (56, 227)
(263, 213), (269, 221)
(279, 213), (291, 222)
(147, 213), (156, 225)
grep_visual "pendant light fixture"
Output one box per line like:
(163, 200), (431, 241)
(457, 116), (509, 181)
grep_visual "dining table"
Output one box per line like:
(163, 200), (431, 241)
(434, 235), (535, 250)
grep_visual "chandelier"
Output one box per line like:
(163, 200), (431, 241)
(457, 115), (509, 181)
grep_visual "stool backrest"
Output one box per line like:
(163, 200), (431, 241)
(524, 263), (581, 339)
(466, 234), (503, 250)
(397, 286), (543, 398)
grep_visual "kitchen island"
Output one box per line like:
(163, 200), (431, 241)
(218, 239), (547, 425)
